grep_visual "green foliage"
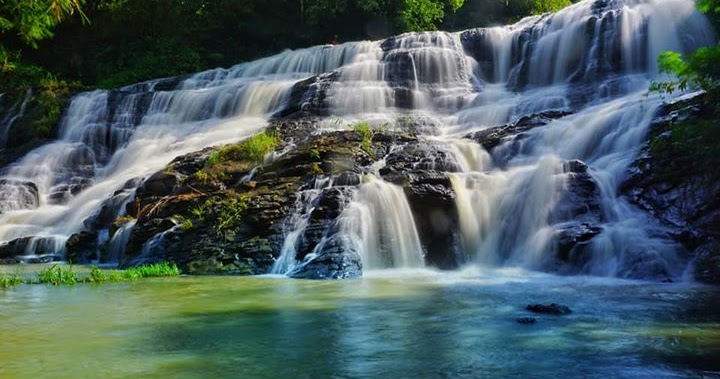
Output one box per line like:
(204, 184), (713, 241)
(647, 0), (720, 187)
(179, 219), (194, 232)
(353, 121), (372, 138)
(309, 148), (321, 160)
(505, 0), (572, 20)
(2, 263), (180, 287)
(353, 121), (375, 158)
(651, 51), (695, 94)
(88, 263), (181, 283)
(0, 0), (88, 48)
(123, 262), (181, 279)
(37, 264), (79, 285)
(215, 196), (249, 233)
(33, 74), (77, 137)
(209, 132), (279, 165)
(649, 118), (720, 180)
(87, 265), (125, 283)
(96, 38), (202, 89)
(114, 214), (135, 225)
(651, 1), (720, 101)
(0, 272), (23, 289)
(399, 0), (446, 31)
(190, 204), (207, 221)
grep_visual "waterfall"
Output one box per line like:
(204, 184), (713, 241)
(0, 0), (714, 278)
(338, 176), (424, 270)
(271, 177), (336, 275)
(0, 88), (32, 148)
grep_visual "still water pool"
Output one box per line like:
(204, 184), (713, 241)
(1, 266), (718, 379)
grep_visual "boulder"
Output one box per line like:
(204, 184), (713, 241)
(65, 231), (99, 264)
(466, 110), (572, 153)
(289, 236), (362, 280)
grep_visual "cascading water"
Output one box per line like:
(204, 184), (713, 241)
(0, 88), (32, 149)
(0, 0), (714, 279)
(338, 175), (425, 270)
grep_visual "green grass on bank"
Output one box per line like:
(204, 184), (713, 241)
(0, 262), (181, 288)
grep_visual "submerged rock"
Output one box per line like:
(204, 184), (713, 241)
(526, 303), (572, 315)
(516, 317), (538, 324)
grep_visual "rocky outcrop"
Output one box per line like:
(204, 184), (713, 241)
(105, 119), (435, 277)
(466, 110), (571, 153)
(621, 94), (720, 284)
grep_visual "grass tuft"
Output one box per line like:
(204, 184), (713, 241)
(353, 121), (375, 158)
(123, 262), (181, 280)
(208, 131), (279, 165)
(0, 272), (23, 289)
(37, 265), (79, 286)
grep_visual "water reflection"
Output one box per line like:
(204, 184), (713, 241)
(0, 269), (718, 379)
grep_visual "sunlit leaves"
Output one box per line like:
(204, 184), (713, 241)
(0, 0), (88, 47)
(399, 0), (445, 31)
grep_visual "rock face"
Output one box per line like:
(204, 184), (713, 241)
(93, 118), (448, 278)
(621, 95), (720, 284)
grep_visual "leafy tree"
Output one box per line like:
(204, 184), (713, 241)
(651, 0), (720, 102)
(0, 0), (87, 47)
(399, 0), (446, 31)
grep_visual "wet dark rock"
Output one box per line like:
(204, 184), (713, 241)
(116, 122), (396, 277)
(621, 96), (720, 284)
(167, 149), (213, 176)
(403, 172), (463, 269)
(0, 237), (32, 262)
(296, 187), (353, 261)
(66, 231), (99, 264)
(552, 160), (602, 223)
(124, 217), (177, 260)
(693, 241), (720, 285)
(381, 142), (462, 179)
(526, 303), (572, 315)
(516, 317), (537, 324)
(555, 223), (603, 269)
(275, 72), (338, 118)
(0, 236), (64, 264)
(466, 110), (572, 152)
(460, 29), (499, 81)
(137, 171), (181, 198)
(289, 236), (362, 280)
